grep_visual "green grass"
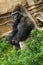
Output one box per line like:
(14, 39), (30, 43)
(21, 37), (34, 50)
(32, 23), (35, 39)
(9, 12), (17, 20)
(0, 30), (43, 65)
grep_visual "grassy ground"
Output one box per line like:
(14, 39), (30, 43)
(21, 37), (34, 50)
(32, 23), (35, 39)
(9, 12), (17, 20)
(0, 30), (43, 65)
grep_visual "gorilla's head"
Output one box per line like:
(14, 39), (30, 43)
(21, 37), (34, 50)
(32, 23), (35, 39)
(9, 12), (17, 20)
(12, 11), (23, 24)
(12, 4), (27, 23)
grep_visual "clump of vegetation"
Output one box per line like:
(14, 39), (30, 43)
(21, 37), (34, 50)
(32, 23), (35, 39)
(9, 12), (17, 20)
(0, 30), (43, 65)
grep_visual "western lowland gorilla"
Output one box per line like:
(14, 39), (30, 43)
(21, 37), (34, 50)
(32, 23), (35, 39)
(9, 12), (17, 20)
(8, 4), (38, 50)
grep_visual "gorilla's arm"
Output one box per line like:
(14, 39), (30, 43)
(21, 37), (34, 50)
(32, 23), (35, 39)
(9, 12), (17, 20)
(12, 11), (23, 36)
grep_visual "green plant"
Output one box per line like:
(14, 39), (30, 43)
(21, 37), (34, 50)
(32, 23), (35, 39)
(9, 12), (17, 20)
(0, 30), (43, 65)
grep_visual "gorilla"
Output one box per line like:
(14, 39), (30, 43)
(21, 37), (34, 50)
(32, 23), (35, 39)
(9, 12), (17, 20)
(8, 4), (36, 50)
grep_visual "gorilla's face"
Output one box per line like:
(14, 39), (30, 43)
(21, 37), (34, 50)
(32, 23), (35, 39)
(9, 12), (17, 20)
(13, 11), (20, 19)
(12, 11), (23, 24)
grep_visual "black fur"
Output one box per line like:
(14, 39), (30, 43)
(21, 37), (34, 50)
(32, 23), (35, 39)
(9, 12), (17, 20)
(8, 5), (35, 49)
